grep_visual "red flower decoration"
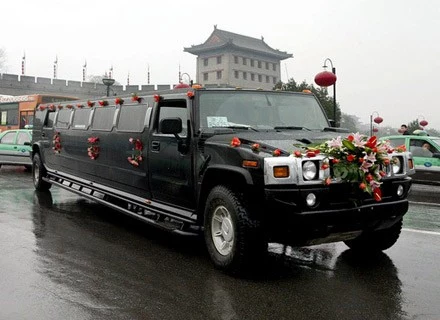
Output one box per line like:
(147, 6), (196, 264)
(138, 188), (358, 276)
(373, 187), (382, 202)
(395, 145), (406, 152)
(76, 104), (84, 108)
(306, 150), (316, 158)
(187, 91), (194, 99)
(230, 137), (241, 147)
(57, 105), (63, 110)
(49, 104), (56, 111)
(346, 154), (355, 162)
(98, 100), (108, 107)
(293, 150), (302, 158)
(87, 136), (100, 160)
(154, 94), (162, 103)
(115, 97), (124, 105)
(39, 105), (46, 111)
(324, 177), (332, 185)
(251, 143), (260, 152)
(131, 93), (142, 103)
(52, 132), (61, 154)
(66, 104), (73, 109)
(273, 149), (281, 157)
(127, 138), (143, 167)
(87, 100), (95, 107)
(365, 136), (377, 149)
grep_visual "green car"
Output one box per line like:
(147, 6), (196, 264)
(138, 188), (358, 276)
(0, 129), (33, 170)
(381, 134), (440, 185)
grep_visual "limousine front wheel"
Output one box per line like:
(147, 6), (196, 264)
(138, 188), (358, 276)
(204, 185), (267, 274)
(32, 153), (51, 191)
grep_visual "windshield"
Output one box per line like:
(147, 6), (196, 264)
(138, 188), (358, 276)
(198, 91), (330, 131)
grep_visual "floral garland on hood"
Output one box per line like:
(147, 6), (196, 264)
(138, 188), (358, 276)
(303, 133), (404, 201)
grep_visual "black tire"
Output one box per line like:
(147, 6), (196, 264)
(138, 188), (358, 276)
(204, 185), (267, 274)
(32, 153), (52, 191)
(344, 218), (403, 252)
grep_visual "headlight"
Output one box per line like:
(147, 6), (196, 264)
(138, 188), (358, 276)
(302, 161), (318, 180)
(392, 156), (402, 174)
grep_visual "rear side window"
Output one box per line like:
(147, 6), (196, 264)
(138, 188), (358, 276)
(92, 107), (116, 131)
(117, 104), (149, 132)
(72, 108), (92, 130)
(55, 110), (72, 129)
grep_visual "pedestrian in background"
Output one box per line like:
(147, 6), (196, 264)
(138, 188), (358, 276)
(400, 124), (410, 135)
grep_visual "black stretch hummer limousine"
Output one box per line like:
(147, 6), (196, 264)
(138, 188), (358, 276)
(31, 87), (415, 274)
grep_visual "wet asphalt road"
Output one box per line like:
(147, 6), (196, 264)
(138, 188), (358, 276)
(0, 166), (439, 320)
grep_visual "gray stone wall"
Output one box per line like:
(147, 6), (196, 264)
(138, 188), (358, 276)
(0, 73), (172, 99)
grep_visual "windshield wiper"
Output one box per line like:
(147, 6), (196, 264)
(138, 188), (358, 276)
(212, 125), (259, 132)
(274, 126), (311, 131)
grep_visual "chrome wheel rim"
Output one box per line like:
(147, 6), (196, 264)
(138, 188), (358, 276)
(211, 205), (235, 256)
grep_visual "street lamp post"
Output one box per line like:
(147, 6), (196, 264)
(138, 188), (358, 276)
(102, 78), (115, 97)
(369, 111), (383, 136)
(314, 58), (337, 126)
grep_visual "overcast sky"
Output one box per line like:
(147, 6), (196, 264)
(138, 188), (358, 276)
(1, 0), (439, 130)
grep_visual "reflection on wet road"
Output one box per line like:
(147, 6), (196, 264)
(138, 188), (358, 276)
(0, 167), (439, 320)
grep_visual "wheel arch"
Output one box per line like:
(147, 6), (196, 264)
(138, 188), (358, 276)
(197, 165), (253, 225)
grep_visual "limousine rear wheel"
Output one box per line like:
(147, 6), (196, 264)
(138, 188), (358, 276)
(204, 185), (267, 274)
(32, 153), (51, 191)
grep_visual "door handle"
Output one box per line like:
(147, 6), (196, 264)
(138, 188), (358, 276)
(151, 141), (160, 151)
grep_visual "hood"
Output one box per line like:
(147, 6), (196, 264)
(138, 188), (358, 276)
(204, 130), (344, 153)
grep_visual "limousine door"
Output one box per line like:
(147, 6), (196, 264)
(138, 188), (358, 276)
(148, 99), (195, 210)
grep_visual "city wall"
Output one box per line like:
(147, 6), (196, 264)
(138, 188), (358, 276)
(0, 73), (174, 99)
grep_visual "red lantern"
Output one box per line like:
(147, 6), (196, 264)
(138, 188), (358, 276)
(314, 71), (337, 87)
(373, 127), (379, 133)
(374, 116), (383, 124)
(419, 119), (428, 127)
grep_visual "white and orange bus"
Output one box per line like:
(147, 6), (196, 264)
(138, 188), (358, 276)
(0, 94), (78, 132)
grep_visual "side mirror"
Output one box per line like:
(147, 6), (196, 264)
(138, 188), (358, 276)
(159, 118), (182, 134)
(432, 153), (440, 159)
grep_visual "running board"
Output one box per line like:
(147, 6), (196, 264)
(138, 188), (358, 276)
(43, 175), (201, 237)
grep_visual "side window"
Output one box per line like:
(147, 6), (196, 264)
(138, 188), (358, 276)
(72, 108), (92, 130)
(157, 100), (187, 137)
(117, 104), (149, 132)
(55, 109), (72, 129)
(0, 131), (16, 144)
(17, 132), (30, 145)
(46, 112), (55, 128)
(386, 138), (405, 148)
(409, 139), (429, 157)
(91, 107), (116, 131)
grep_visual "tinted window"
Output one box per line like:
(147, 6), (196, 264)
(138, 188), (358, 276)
(72, 108), (92, 129)
(46, 112), (55, 127)
(55, 109), (72, 128)
(92, 107), (115, 131)
(117, 104), (148, 132)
